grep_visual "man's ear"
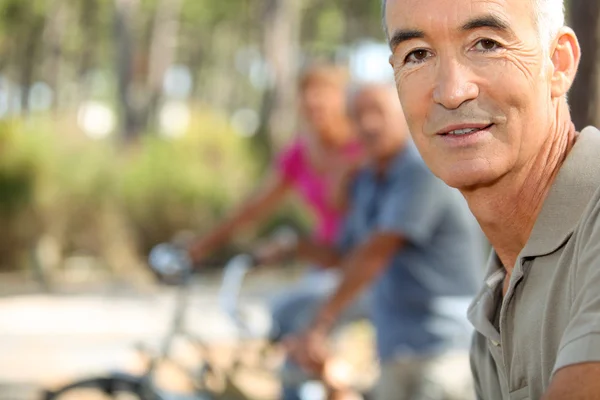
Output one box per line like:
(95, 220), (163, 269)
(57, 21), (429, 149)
(550, 27), (581, 98)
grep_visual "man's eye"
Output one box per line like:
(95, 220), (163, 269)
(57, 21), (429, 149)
(474, 39), (501, 52)
(404, 49), (431, 64)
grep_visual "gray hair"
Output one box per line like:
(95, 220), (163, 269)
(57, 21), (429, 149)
(382, 0), (565, 49)
(534, 0), (565, 48)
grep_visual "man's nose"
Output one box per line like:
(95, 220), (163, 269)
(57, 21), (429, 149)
(433, 58), (479, 110)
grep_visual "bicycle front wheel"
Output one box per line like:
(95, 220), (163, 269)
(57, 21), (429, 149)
(42, 373), (160, 400)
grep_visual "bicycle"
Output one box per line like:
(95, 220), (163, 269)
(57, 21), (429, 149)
(42, 239), (377, 400)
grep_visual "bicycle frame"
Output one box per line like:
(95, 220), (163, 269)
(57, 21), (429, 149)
(137, 252), (272, 400)
(44, 244), (346, 400)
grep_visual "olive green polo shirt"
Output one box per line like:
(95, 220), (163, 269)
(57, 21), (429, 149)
(468, 126), (600, 400)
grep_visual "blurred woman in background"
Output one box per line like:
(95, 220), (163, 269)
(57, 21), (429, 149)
(187, 64), (368, 398)
(188, 63), (360, 261)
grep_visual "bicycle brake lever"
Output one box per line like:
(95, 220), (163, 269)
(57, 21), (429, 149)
(218, 254), (257, 332)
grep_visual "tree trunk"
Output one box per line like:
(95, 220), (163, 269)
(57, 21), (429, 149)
(43, 0), (68, 112)
(569, 0), (600, 129)
(18, 17), (44, 115)
(78, 0), (100, 103)
(114, 0), (140, 142)
(261, 0), (303, 151)
(143, 0), (183, 128)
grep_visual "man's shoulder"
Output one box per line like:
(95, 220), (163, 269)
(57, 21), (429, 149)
(574, 182), (600, 250)
(581, 125), (600, 136)
(561, 127), (600, 234)
(524, 127), (600, 257)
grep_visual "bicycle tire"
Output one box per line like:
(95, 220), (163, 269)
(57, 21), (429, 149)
(42, 373), (161, 400)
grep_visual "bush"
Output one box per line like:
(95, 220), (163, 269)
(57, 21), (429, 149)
(0, 120), (40, 269)
(0, 105), (319, 276)
(120, 107), (261, 254)
(0, 106), (261, 272)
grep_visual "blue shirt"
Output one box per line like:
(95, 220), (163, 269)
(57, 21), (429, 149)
(338, 144), (484, 362)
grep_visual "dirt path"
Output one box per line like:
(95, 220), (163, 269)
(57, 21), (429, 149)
(0, 272), (283, 399)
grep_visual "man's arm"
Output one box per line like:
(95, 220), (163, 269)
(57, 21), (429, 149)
(311, 232), (404, 331)
(287, 232), (404, 374)
(295, 240), (344, 268)
(253, 238), (344, 268)
(542, 363), (600, 399)
(188, 173), (290, 261)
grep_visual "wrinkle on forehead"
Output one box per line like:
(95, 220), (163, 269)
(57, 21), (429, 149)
(354, 85), (401, 112)
(387, 0), (546, 80)
(386, 0), (535, 38)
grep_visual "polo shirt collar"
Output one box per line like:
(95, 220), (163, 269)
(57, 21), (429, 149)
(468, 252), (504, 343)
(468, 126), (600, 340)
(521, 126), (600, 258)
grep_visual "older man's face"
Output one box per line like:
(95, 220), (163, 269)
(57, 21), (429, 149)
(386, 0), (556, 189)
(351, 86), (408, 159)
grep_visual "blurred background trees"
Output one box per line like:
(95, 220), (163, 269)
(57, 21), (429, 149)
(1, 0), (597, 280)
(0, 0), (388, 277)
(0, 0), (385, 142)
(569, 0), (600, 129)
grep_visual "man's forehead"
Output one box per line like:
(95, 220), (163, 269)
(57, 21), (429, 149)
(354, 86), (396, 105)
(385, 0), (533, 33)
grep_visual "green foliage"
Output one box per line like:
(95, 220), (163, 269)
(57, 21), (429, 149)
(0, 119), (45, 268)
(120, 107), (260, 252)
(0, 121), (36, 214)
(0, 107), (261, 269)
(0, 0), (394, 272)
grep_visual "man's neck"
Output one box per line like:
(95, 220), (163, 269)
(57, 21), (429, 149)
(374, 140), (407, 177)
(463, 112), (577, 274)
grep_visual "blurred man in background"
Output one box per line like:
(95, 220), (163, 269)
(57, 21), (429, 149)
(286, 84), (485, 400)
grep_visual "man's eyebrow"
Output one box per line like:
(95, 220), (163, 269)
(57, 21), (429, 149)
(388, 15), (512, 50)
(461, 15), (511, 32)
(388, 29), (425, 51)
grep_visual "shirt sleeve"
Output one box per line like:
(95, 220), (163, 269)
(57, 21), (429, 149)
(335, 172), (362, 253)
(375, 166), (448, 245)
(553, 198), (600, 374)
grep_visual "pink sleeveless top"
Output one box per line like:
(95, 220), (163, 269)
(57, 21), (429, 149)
(276, 138), (363, 244)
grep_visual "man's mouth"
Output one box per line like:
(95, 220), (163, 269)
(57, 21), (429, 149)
(439, 124), (494, 136)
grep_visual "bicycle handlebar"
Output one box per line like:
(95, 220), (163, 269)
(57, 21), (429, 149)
(149, 225), (298, 337)
(148, 242), (260, 333)
(148, 243), (192, 278)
